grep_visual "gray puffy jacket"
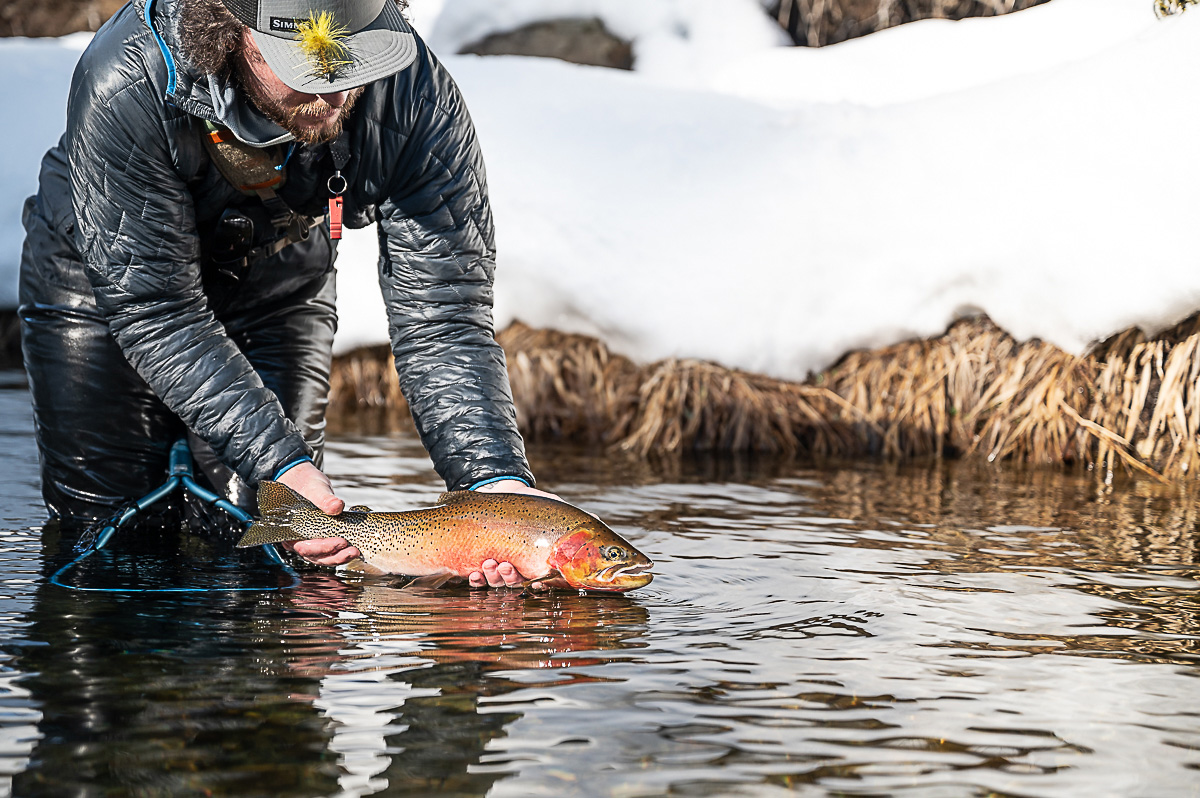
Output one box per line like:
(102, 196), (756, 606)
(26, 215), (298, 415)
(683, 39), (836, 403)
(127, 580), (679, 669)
(21, 0), (533, 491)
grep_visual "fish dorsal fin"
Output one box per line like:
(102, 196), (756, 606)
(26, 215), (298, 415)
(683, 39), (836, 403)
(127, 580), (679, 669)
(436, 490), (476, 505)
(347, 505), (372, 513)
(258, 480), (318, 514)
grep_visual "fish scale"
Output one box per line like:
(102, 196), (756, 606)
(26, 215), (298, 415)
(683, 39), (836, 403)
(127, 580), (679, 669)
(237, 481), (655, 592)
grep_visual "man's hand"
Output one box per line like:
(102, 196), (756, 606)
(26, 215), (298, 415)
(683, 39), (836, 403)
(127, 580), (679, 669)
(275, 462), (361, 567)
(468, 478), (561, 588)
(472, 478), (562, 502)
(469, 558), (525, 588)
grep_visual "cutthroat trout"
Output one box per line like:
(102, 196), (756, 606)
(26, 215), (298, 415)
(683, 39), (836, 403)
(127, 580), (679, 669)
(237, 481), (654, 592)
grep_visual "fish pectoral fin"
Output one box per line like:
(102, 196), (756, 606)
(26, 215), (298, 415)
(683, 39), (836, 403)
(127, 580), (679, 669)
(346, 505), (373, 513)
(522, 571), (566, 591)
(403, 571), (460, 589)
(341, 558), (387, 576)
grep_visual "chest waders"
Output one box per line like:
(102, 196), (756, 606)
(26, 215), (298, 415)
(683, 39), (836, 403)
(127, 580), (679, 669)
(46, 125), (348, 592)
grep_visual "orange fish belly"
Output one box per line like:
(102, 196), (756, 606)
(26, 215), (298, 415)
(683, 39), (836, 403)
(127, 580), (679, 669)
(364, 512), (562, 579)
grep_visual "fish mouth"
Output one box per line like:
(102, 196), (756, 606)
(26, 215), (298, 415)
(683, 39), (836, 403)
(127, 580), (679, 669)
(588, 562), (654, 590)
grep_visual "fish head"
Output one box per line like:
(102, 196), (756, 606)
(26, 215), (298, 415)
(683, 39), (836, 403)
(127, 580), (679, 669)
(548, 521), (654, 592)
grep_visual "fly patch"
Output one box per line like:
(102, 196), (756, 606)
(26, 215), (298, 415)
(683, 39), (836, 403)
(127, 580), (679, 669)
(269, 17), (305, 33)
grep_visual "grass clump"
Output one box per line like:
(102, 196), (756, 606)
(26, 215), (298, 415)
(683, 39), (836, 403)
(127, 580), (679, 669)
(329, 315), (1200, 481)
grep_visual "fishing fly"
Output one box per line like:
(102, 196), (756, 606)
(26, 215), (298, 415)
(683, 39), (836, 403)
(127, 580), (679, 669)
(296, 11), (354, 81)
(1155, 0), (1197, 16)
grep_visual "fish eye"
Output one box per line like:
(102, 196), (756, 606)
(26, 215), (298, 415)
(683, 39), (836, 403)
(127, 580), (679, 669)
(602, 546), (626, 561)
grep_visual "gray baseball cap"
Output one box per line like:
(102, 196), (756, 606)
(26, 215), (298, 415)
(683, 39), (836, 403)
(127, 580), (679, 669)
(220, 0), (418, 93)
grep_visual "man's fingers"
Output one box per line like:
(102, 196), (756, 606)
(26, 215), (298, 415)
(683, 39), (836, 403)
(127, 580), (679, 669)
(308, 549), (361, 567)
(286, 537), (357, 564)
(482, 559), (504, 587)
(497, 562), (523, 587)
(469, 559), (525, 589)
(473, 480), (563, 503)
(321, 546), (361, 566)
(316, 495), (345, 515)
(291, 537), (349, 557)
(275, 463), (344, 516)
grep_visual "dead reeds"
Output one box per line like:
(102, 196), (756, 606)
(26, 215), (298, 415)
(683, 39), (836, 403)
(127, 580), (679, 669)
(328, 315), (1200, 481)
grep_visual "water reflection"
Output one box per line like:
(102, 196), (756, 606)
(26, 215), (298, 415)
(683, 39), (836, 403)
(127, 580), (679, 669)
(0, 405), (1192, 796)
(6, 552), (650, 798)
(9, 538), (343, 796)
(284, 576), (650, 798)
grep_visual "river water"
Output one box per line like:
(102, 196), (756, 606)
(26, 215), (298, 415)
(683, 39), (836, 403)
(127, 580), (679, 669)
(0, 373), (1195, 797)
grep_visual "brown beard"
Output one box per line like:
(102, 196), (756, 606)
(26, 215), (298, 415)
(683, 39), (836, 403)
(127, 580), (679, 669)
(234, 58), (365, 145)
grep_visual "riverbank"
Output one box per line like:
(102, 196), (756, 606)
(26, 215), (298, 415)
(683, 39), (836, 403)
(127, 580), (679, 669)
(3, 2), (1196, 483)
(330, 315), (1200, 481)
(2, 307), (1195, 482)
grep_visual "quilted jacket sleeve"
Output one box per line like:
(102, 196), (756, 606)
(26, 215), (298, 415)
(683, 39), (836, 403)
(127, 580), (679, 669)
(66, 50), (312, 485)
(376, 63), (533, 492)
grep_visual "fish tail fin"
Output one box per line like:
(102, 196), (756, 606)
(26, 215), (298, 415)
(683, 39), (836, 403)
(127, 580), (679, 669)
(235, 481), (314, 548)
(236, 513), (298, 547)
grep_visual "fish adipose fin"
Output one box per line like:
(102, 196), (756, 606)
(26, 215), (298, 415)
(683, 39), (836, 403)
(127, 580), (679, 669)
(236, 481), (315, 548)
(347, 505), (372, 513)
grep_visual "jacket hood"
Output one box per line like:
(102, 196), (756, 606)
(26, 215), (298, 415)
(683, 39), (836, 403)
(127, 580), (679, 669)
(137, 0), (295, 147)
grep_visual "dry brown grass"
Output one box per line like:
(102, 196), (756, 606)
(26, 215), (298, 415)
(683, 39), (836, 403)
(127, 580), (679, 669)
(0, 0), (124, 37)
(329, 315), (1200, 481)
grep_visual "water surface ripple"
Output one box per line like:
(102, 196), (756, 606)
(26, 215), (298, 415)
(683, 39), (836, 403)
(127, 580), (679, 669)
(0, 379), (1195, 796)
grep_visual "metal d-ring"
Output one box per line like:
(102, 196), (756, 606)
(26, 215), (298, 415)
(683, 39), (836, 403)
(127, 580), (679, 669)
(327, 173), (348, 196)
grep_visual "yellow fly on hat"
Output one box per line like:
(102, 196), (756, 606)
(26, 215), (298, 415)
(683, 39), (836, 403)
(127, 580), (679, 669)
(219, 0), (419, 93)
(295, 11), (353, 81)
(1155, 0), (1197, 15)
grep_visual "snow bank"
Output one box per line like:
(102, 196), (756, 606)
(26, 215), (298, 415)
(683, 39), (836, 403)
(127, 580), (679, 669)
(416, 0), (1159, 103)
(0, 33), (89, 308)
(343, 3), (1200, 379)
(420, 0), (790, 90)
(3, 3), (1198, 382)
(710, 0), (1162, 106)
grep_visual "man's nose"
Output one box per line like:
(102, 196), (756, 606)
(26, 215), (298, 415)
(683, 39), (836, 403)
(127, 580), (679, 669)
(317, 91), (349, 108)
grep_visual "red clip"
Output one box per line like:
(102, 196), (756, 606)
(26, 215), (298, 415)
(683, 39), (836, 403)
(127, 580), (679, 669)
(328, 195), (343, 241)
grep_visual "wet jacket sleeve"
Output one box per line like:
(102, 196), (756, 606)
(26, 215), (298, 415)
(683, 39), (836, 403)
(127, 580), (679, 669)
(376, 67), (533, 492)
(65, 54), (312, 485)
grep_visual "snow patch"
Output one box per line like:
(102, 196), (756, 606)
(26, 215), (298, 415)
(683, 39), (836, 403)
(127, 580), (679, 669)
(2, 4), (1198, 383)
